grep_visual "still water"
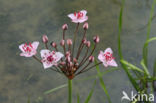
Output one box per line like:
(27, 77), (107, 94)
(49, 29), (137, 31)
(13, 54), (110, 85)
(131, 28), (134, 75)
(0, 0), (156, 103)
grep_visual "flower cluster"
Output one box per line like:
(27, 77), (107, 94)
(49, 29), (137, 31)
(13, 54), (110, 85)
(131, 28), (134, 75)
(19, 10), (117, 80)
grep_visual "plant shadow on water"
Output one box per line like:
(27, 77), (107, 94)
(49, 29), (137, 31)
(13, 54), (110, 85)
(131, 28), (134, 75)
(0, 0), (155, 103)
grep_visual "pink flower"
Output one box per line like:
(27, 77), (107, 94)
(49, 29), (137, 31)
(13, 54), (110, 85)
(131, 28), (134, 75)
(19, 41), (39, 57)
(68, 10), (88, 23)
(40, 50), (64, 69)
(98, 48), (117, 67)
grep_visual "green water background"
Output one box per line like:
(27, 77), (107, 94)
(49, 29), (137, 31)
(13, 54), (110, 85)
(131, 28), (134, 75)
(0, 0), (156, 103)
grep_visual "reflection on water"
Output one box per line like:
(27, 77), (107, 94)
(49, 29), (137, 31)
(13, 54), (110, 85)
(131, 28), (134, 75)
(0, 0), (155, 103)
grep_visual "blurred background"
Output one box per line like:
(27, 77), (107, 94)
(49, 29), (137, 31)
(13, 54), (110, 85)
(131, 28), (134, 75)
(0, 0), (156, 103)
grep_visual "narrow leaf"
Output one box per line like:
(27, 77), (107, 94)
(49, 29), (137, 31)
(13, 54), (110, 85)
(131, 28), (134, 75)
(77, 93), (80, 103)
(140, 60), (150, 77)
(120, 59), (144, 73)
(95, 60), (112, 103)
(143, 0), (156, 67)
(84, 80), (96, 103)
(44, 84), (67, 94)
(153, 59), (156, 77)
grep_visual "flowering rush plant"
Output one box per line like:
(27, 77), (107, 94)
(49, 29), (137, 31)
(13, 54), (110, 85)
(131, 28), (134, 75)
(19, 10), (117, 80)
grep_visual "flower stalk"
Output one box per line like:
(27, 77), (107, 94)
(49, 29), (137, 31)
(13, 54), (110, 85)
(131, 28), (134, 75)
(68, 79), (72, 103)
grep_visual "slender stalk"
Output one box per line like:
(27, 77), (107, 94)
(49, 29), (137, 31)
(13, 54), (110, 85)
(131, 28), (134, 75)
(76, 30), (87, 59)
(63, 30), (66, 54)
(76, 47), (89, 70)
(78, 44), (96, 68)
(76, 62), (91, 75)
(45, 43), (48, 49)
(33, 56), (42, 63)
(68, 79), (72, 103)
(71, 23), (79, 59)
(80, 62), (102, 74)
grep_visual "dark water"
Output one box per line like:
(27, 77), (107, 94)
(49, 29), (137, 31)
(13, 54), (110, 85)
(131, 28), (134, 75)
(0, 0), (156, 103)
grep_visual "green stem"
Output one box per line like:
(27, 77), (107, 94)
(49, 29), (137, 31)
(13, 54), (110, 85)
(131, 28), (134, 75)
(68, 79), (72, 103)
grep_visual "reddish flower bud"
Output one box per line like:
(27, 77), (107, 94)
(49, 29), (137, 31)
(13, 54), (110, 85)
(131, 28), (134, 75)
(62, 24), (68, 30)
(60, 40), (65, 46)
(82, 38), (87, 44)
(73, 58), (77, 63)
(65, 51), (71, 57)
(42, 34), (48, 43)
(89, 56), (94, 62)
(51, 42), (57, 48)
(86, 41), (91, 47)
(67, 39), (72, 45)
(60, 62), (65, 65)
(93, 35), (100, 43)
(83, 22), (89, 30)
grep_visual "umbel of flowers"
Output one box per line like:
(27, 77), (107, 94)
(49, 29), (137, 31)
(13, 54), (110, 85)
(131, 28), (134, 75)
(19, 10), (117, 80)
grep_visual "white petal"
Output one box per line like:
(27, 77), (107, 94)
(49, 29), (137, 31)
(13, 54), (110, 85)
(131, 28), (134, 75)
(80, 10), (87, 15)
(19, 44), (25, 52)
(104, 47), (113, 54)
(108, 59), (118, 67)
(98, 51), (104, 62)
(68, 13), (76, 19)
(55, 52), (64, 62)
(78, 16), (88, 23)
(20, 52), (34, 57)
(32, 41), (39, 49)
(40, 49), (50, 58)
(42, 62), (53, 69)
(103, 62), (108, 67)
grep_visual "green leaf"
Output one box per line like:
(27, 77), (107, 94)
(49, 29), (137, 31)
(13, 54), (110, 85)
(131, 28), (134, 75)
(120, 60), (144, 73)
(140, 60), (150, 77)
(84, 80), (96, 103)
(44, 84), (67, 94)
(77, 93), (80, 103)
(153, 59), (156, 77)
(95, 60), (112, 103)
(117, 0), (140, 91)
(143, 0), (156, 67)
(27, 97), (30, 103)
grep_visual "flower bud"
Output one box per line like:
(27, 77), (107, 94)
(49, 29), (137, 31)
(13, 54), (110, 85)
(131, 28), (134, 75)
(62, 24), (68, 30)
(60, 62), (65, 65)
(83, 22), (89, 30)
(73, 58), (77, 63)
(89, 56), (94, 62)
(60, 40), (65, 46)
(86, 41), (91, 47)
(82, 38), (87, 44)
(67, 39), (72, 45)
(42, 34), (48, 43)
(93, 35), (100, 43)
(66, 51), (71, 57)
(51, 42), (57, 48)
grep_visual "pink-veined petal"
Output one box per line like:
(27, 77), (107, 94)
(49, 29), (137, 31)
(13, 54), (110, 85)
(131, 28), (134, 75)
(98, 51), (104, 62)
(108, 59), (118, 67)
(55, 52), (64, 62)
(19, 44), (25, 52)
(68, 13), (76, 20)
(40, 49), (50, 58)
(80, 10), (87, 16)
(32, 41), (39, 50)
(78, 16), (88, 23)
(42, 62), (53, 69)
(104, 47), (113, 54)
(20, 52), (34, 57)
